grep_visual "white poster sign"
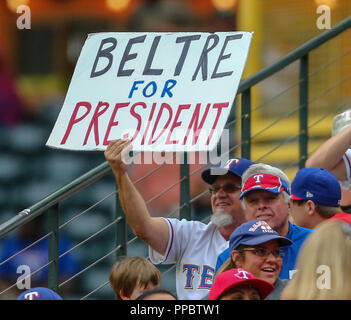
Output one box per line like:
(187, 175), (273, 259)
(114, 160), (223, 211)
(46, 32), (252, 152)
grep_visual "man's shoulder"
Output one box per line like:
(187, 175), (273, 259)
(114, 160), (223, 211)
(290, 222), (312, 232)
(218, 247), (229, 257)
(166, 217), (214, 230)
(330, 212), (351, 224)
(216, 247), (230, 267)
(275, 278), (289, 286)
(167, 218), (226, 250)
(288, 222), (312, 241)
(265, 278), (289, 300)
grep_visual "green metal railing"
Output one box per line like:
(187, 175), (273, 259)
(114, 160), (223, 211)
(0, 16), (350, 299)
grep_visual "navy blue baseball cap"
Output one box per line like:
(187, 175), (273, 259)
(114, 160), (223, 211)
(202, 158), (255, 184)
(291, 167), (341, 207)
(229, 220), (292, 252)
(17, 287), (63, 300)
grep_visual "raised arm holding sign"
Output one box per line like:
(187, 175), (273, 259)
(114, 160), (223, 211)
(104, 139), (170, 256)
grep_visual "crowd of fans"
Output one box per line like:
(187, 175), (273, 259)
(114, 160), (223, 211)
(1, 0), (351, 300)
(100, 117), (351, 300)
(3, 109), (351, 300)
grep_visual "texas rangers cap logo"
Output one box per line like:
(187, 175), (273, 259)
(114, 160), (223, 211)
(234, 269), (251, 280)
(240, 173), (290, 199)
(24, 292), (40, 300)
(224, 158), (240, 169)
(253, 174), (264, 183)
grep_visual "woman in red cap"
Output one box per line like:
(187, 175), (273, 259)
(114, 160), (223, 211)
(209, 268), (273, 300)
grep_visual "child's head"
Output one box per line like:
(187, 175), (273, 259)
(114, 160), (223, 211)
(136, 288), (177, 300)
(109, 256), (161, 300)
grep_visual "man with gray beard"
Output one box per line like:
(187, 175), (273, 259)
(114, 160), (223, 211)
(211, 208), (236, 227)
(104, 139), (254, 299)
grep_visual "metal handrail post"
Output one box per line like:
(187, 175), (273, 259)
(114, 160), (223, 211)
(47, 203), (59, 292)
(115, 190), (127, 260)
(180, 153), (191, 220)
(299, 54), (309, 168)
(241, 88), (252, 160)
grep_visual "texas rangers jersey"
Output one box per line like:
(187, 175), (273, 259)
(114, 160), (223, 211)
(341, 149), (351, 189)
(149, 218), (228, 300)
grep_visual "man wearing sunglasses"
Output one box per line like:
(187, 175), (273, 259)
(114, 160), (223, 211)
(104, 139), (254, 300)
(201, 157), (256, 242)
(215, 163), (312, 280)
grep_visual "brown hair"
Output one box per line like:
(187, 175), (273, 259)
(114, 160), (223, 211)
(109, 256), (161, 299)
(216, 245), (246, 277)
(136, 288), (177, 300)
(293, 199), (339, 218)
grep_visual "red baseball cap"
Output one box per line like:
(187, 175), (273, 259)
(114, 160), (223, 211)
(209, 268), (274, 300)
(240, 173), (290, 199)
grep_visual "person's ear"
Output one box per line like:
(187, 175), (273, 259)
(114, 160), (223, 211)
(231, 250), (243, 268)
(306, 200), (317, 217)
(118, 291), (131, 300)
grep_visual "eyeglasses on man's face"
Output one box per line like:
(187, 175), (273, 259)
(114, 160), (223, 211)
(209, 183), (241, 195)
(241, 247), (285, 258)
